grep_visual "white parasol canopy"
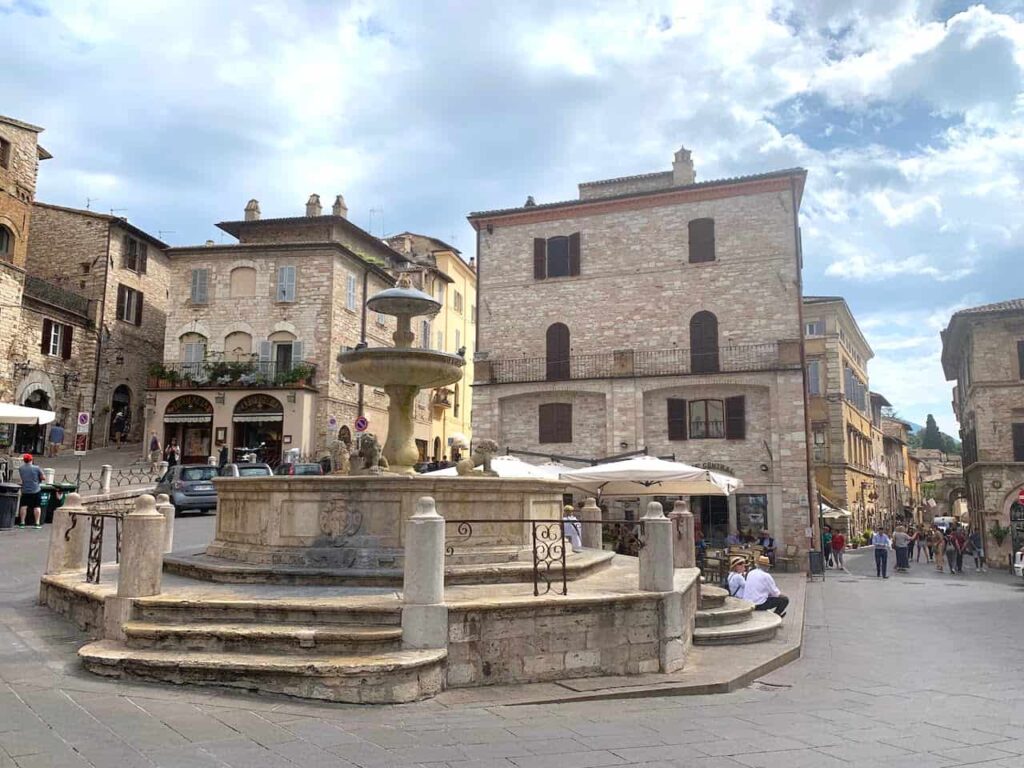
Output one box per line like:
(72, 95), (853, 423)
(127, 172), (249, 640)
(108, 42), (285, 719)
(560, 455), (742, 497)
(422, 454), (564, 479)
(0, 403), (56, 426)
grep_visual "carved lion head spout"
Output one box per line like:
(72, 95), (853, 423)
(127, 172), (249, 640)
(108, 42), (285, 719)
(349, 433), (389, 475)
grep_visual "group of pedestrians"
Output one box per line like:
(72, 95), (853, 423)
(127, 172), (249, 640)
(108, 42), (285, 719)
(821, 525), (846, 569)
(871, 523), (985, 578)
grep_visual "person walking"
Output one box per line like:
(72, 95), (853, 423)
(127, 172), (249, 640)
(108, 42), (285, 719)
(930, 526), (945, 572)
(952, 526), (967, 575)
(47, 422), (65, 458)
(822, 525), (834, 568)
(968, 528), (985, 572)
(831, 529), (846, 570)
(148, 431), (162, 472)
(943, 528), (958, 575)
(872, 528), (892, 578)
(916, 527), (929, 562)
(892, 526), (911, 572)
(16, 454), (45, 529)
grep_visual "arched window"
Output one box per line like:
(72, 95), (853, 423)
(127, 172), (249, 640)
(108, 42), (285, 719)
(546, 323), (570, 381)
(179, 333), (207, 372)
(224, 331), (253, 362)
(689, 311), (719, 373)
(229, 266), (257, 298)
(0, 225), (12, 259)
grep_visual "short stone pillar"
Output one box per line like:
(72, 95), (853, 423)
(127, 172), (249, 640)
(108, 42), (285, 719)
(42, 467), (55, 483)
(639, 501), (674, 592)
(99, 464), (112, 493)
(155, 493), (175, 553)
(105, 494), (166, 641)
(207, 455), (217, 467)
(580, 497), (603, 549)
(401, 496), (447, 649)
(44, 492), (87, 574)
(155, 461), (168, 477)
(668, 499), (696, 568)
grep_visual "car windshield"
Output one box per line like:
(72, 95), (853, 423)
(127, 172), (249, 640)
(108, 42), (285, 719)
(294, 464), (322, 475)
(181, 467), (218, 482)
(238, 467), (270, 476)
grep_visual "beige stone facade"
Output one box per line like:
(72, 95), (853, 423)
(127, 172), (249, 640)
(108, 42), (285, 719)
(942, 299), (1024, 562)
(468, 148), (814, 556)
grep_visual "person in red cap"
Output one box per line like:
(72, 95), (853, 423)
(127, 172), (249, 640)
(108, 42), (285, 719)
(17, 453), (45, 529)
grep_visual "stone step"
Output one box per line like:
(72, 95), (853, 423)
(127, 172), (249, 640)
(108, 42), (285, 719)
(78, 640), (447, 704)
(122, 621), (403, 654)
(694, 597), (755, 628)
(133, 598), (402, 627)
(693, 610), (782, 646)
(699, 585), (728, 609)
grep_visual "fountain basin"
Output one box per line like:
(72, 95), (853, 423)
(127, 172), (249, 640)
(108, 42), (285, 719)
(338, 348), (463, 389)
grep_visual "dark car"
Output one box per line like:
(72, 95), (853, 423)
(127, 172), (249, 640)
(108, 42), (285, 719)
(273, 462), (324, 476)
(220, 462), (273, 478)
(154, 464), (219, 516)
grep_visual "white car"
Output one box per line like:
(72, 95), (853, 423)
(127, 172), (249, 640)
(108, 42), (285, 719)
(1014, 550), (1024, 579)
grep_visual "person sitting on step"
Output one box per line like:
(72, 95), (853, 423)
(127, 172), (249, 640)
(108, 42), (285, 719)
(726, 555), (747, 599)
(743, 555), (788, 617)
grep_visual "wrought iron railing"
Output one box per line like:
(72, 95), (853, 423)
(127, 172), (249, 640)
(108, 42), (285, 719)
(147, 360), (317, 390)
(55, 466), (163, 491)
(65, 509), (123, 584)
(484, 342), (793, 384)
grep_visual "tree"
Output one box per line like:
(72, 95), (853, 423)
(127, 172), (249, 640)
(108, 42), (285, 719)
(922, 414), (944, 450)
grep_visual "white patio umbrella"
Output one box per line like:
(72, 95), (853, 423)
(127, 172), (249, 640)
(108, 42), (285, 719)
(421, 454), (563, 479)
(560, 455), (741, 497)
(0, 403), (56, 425)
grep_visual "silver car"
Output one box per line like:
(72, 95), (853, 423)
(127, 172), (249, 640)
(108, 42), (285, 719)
(154, 464), (219, 516)
(220, 462), (273, 478)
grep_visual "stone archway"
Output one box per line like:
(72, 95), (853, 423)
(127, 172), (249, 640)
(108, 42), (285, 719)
(109, 384), (132, 442)
(163, 395), (214, 464)
(233, 394), (284, 465)
(16, 388), (51, 454)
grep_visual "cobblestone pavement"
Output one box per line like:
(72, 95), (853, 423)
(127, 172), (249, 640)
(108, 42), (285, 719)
(2, 521), (1024, 767)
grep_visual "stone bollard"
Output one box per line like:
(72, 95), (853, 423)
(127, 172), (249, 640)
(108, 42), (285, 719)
(44, 492), (88, 575)
(580, 497), (603, 549)
(207, 455), (217, 466)
(105, 494), (166, 641)
(401, 496), (448, 649)
(99, 464), (112, 493)
(42, 467), (55, 483)
(155, 493), (175, 553)
(155, 461), (168, 477)
(668, 499), (696, 568)
(639, 501), (675, 592)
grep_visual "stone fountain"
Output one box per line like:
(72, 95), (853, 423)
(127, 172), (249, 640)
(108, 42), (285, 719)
(338, 274), (463, 474)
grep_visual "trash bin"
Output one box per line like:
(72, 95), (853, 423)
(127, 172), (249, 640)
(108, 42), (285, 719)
(45, 482), (78, 525)
(0, 482), (20, 531)
(808, 549), (826, 576)
(37, 483), (54, 525)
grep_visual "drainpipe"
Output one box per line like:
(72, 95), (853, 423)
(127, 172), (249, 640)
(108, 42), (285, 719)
(89, 224), (112, 447)
(357, 269), (368, 419)
(792, 176), (818, 545)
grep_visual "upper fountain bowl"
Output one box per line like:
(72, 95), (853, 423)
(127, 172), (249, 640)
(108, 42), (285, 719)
(367, 285), (441, 318)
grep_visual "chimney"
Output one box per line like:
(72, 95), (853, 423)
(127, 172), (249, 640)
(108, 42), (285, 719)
(332, 194), (348, 218)
(244, 199), (261, 221)
(305, 193), (322, 217)
(403, 235), (413, 254)
(672, 146), (695, 186)
(204, 239), (215, 247)
(468, 256), (476, 271)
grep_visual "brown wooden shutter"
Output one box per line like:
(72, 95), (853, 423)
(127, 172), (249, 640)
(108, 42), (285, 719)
(725, 396), (746, 440)
(690, 311), (720, 373)
(556, 403), (572, 442)
(1018, 340), (1024, 380)
(61, 325), (73, 360)
(139, 243), (148, 274)
(1013, 423), (1024, 462)
(667, 398), (688, 440)
(122, 234), (130, 268)
(568, 232), (580, 276)
(688, 218), (715, 263)
(41, 318), (52, 354)
(539, 403), (554, 443)
(533, 238), (546, 280)
(546, 323), (570, 381)
(116, 284), (126, 320)
(134, 290), (144, 325)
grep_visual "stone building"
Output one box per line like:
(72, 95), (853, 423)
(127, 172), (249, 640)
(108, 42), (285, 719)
(802, 296), (876, 533)
(386, 232), (477, 462)
(26, 203), (170, 448)
(468, 147), (813, 557)
(148, 196), (419, 465)
(880, 417), (916, 524)
(941, 299), (1024, 560)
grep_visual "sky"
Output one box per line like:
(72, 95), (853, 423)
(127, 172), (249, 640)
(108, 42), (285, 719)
(2, 0), (1022, 435)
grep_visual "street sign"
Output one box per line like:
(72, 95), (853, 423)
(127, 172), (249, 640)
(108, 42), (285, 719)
(327, 415), (338, 431)
(73, 433), (88, 456)
(76, 411), (91, 434)
(1018, 489), (1024, 505)
(355, 416), (369, 433)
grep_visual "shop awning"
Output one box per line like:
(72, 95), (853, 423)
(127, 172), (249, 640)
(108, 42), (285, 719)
(232, 414), (283, 423)
(163, 414), (213, 424)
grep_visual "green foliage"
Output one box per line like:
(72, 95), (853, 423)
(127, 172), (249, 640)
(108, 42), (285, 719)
(922, 414), (944, 449)
(989, 522), (1011, 546)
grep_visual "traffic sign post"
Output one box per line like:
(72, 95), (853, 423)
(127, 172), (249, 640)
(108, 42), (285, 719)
(76, 411), (91, 434)
(355, 416), (369, 433)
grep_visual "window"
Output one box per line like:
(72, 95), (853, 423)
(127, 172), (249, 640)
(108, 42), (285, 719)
(0, 225), (12, 257)
(686, 397), (745, 440)
(546, 323), (570, 381)
(1018, 341), (1024, 380)
(667, 398), (687, 440)
(180, 333), (207, 366)
(533, 233), (581, 279)
(454, 290), (464, 313)
(805, 320), (825, 336)
(421, 319), (431, 350)
(0, 137), (10, 169)
(346, 274), (357, 311)
(40, 319), (72, 360)
(471, 304), (476, 324)
(453, 383), (460, 418)
(376, 311), (387, 326)
(277, 265), (296, 302)
(843, 366), (868, 412)
(436, 280), (445, 303)
(812, 425), (827, 462)
(807, 359), (821, 396)
(539, 402), (572, 443)
(224, 331), (253, 361)
(689, 311), (719, 373)
(116, 284), (143, 325)
(229, 267), (256, 298)
(688, 218), (715, 263)
(455, 328), (461, 352)
(1014, 423), (1024, 462)
(190, 268), (209, 304)
(122, 235), (148, 273)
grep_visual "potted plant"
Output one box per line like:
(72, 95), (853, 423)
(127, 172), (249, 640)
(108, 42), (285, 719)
(988, 522), (1011, 547)
(147, 362), (167, 388)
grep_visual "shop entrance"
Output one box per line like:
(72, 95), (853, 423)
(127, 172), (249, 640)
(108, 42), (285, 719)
(108, 385), (132, 442)
(1010, 497), (1024, 554)
(163, 395), (214, 464)
(16, 389), (50, 454)
(693, 495), (730, 545)
(233, 394), (283, 466)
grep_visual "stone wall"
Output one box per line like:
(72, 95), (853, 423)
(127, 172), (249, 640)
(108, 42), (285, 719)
(0, 263), (25, 402)
(0, 119), (42, 269)
(578, 172), (674, 201)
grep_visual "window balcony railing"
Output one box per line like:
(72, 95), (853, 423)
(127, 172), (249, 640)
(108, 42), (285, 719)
(476, 341), (799, 384)
(146, 360), (317, 390)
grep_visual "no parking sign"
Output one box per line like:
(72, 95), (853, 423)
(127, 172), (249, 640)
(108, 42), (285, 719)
(355, 416), (369, 433)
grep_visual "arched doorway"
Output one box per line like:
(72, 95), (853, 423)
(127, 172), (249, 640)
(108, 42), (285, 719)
(233, 394), (284, 465)
(16, 389), (50, 454)
(163, 395), (214, 464)
(690, 311), (719, 373)
(546, 323), (570, 381)
(338, 425), (352, 448)
(109, 385), (132, 443)
(432, 436), (442, 462)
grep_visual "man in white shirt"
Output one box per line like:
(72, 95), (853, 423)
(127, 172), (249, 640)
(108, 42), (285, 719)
(744, 556), (788, 617)
(562, 505), (583, 550)
(727, 556), (747, 599)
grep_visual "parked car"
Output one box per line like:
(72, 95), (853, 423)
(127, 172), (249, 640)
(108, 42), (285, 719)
(273, 462), (324, 476)
(220, 462), (273, 478)
(1014, 549), (1024, 579)
(154, 464), (219, 516)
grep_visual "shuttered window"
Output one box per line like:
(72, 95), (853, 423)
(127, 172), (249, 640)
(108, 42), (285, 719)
(277, 265), (296, 303)
(725, 395), (746, 440)
(1018, 341), (1024, 380)
(539, 403), (572, 444)
(1013, 423), (1024, 462)
(40, 319), (72, 359)
(667, 398), (688, 440)
(116, 284), (143, 325)
(807, 360), (821, 396)
(346, 274), (357, 310)
(121, 235), (148, 273)
(690, 311), (719, 373)
(690, 400), (724, 439)
(688, 218), (715, 263)
(190, 268), (209, 304)
(533, 233), (581, 280)
(546, 323), (570, 381)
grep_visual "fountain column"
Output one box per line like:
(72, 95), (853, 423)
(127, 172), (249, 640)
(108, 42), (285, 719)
(383, 385), (420, 472)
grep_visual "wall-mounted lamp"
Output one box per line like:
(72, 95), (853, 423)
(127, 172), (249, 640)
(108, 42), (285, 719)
(12, 360), (30, 378)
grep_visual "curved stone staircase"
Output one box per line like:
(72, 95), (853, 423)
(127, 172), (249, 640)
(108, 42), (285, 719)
(77, 597), (445, 704)
(692, 585), (782, 645)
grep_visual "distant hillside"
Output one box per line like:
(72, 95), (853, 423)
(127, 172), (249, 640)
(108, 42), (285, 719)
(908, 425), (961, 455)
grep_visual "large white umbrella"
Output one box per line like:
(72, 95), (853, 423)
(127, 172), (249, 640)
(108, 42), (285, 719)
(0, 403), (56, 425)
(421, 454), (563, 479)
(561, 455), (741, 497)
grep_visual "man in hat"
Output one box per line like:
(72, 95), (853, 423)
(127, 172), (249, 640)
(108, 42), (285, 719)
(743, 555), (788, 617)
(727, 555), (747, 598)
(17, 454), (45, 529)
